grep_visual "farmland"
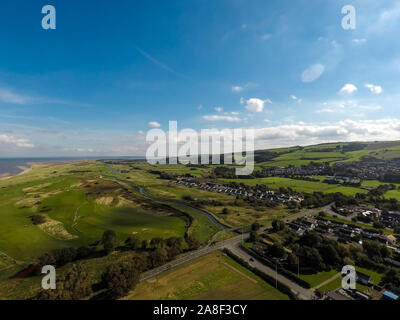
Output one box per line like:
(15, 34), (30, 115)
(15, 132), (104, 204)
(221, 177), (366, 196)
(124, 251), (290, 300)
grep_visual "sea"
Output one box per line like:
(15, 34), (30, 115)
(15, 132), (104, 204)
(0, 156), (144, 176)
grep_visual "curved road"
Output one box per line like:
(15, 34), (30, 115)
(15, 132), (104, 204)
(108, 166), (316, 299)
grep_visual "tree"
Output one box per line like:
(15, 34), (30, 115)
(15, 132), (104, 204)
(249, 231), (259, 243)
(251, 222), (261, 232)
(147, 248), (168, 268)
(125, 236), (140, 250)
(150, 237), (164, 249)
(221, 208), (229, 215)
(269, 243), (287, 259)
(272, 219), (285, 232)
(102, 230), (117, 254)
(102, 259), (141, 299)
(381, 269), (400, 287)
(186, 235), (201, 250)
(141, 240), (148, 250)
(36, 263), (92, 300)
(165, 237), (183, 249)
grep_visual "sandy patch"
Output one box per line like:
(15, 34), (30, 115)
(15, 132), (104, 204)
(23, 183), (52, 193)
(95, 197), (114, 206)
(70, 182), (83, 189)
(38, 217), (78, 240)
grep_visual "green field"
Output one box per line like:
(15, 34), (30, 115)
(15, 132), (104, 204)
(0, 161), (191, 264)
(125, 251), (290, 300)
(318, 266), (384, 293)
(299, 270), (338, 288)
(221, 177), (366, 196)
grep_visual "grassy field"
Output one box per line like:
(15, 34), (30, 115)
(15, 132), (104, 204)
(318, 266), (384, 293)
(299, 270), (338, 288)
(0, 161), (190, 264)
(384, 190), (400, 201)
(124, 251), (290, 300)
(221, 177), (366, 196)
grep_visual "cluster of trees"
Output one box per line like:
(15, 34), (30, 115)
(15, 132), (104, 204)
(381, 268), (400, 288)
(302, 191), (357, 209)
(35, 230), (191, 300)
(34, 246), (97, 275)
(252, 228), (394, 275)
(36, 263), (93, 300)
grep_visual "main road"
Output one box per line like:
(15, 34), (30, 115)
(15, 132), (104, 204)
(110, 166), (316, 299)
(139, 230), (315, 300)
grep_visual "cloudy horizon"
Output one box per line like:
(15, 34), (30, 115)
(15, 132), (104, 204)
(1, 0), (400, 157)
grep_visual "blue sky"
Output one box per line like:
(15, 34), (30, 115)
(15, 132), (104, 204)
(1, 0), (400, 156)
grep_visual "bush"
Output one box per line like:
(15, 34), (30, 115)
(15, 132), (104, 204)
(102, 230), (117, 254)
(102, 259), (141, 299)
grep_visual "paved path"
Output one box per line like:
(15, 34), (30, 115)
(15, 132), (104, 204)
(313, 272), (341, 290)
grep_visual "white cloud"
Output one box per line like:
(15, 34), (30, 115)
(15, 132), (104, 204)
(316, 100), (381, 114)
(369, 3), (400, 34)
(197, 104), (203, 110)
(245, 98), (271, 112)
(260, 33), (272, 41)
(214, 106), (223, 112)
(232, 86), (244, 93)
(290, 95), (302, 103)
(301, 64), (325, 83)
(202, 115), (241, 122)
(148, 121), (161, 128)
(138, 130), (144, 135)
(253, 119), (400, 149)
(0, 88), (30, 104)
(365, 83), (383, 94)
(0, 134), (34, 148)
(339, 84), (358, 95)
(352, 38), (367, 45)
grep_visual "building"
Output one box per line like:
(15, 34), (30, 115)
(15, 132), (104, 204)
(356, 271), (372, 286)
(381, 291), (399, 301)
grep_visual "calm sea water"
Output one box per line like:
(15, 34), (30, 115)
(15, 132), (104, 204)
(0, 157), (144, 176)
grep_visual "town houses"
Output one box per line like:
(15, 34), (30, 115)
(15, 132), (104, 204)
(174, 177), (303, 204)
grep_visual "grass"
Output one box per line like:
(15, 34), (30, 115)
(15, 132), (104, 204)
(299, 270), (338, 288)
(317, 266), (384, 293)
(0, 161), (190, 264)
(124, 251), (290, 300)
(221, 177), (366, 196)
(384, 190), (400, 201)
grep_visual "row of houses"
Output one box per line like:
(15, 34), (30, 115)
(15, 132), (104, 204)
(174, 178), (303, 204)
(288, 216), (399, 249)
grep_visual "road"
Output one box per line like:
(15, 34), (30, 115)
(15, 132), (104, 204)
(140, 232), (315, 300)
(227, 242), (314, 300)
(110, 166), (318, 299)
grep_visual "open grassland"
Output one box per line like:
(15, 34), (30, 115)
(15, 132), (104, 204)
(221, 177), (367, 196)
(108, 163), (288, 228)
(0, 161), (190, 265)
(124, 251), (290, 300)
(0, 249), (138, 300)
(384, 190), (400, 201)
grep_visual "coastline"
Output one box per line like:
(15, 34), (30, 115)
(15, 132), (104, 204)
(0, 166), (32, 181)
